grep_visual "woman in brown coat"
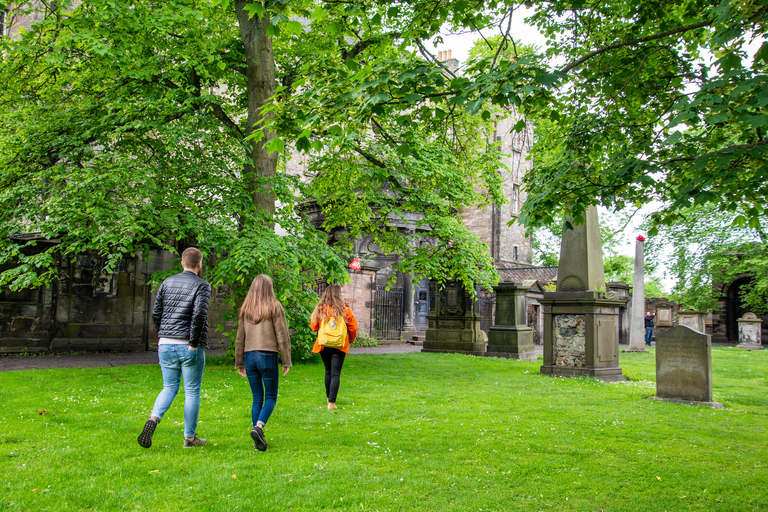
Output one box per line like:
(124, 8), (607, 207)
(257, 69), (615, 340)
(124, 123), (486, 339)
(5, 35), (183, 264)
(235, 275), (291, 451)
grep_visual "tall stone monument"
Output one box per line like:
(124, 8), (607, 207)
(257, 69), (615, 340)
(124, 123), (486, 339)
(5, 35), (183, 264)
(486, 280), (537, 360)
(627, 235), (650, 351)
(652, 325), (723, 408)
(539, 206), (626, 381)
(422, 280), (486, 355)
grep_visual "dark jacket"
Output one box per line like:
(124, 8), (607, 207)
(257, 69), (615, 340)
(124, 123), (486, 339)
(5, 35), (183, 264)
(152, 270), (212, 348)
(644, 314), (655, 328)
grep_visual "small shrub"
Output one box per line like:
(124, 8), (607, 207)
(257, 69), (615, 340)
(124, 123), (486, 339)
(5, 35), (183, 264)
(353, 333), (378, 347)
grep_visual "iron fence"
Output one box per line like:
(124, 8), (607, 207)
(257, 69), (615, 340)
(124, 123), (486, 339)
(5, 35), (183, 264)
(374, 286), (404, 340)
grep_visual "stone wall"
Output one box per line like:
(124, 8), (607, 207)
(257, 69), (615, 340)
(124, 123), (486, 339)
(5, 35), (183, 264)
(0, 247), (233, 354)
(553, 314), (586, 367)
(458, 113), (534, 266)
(341, 267), (375, 337)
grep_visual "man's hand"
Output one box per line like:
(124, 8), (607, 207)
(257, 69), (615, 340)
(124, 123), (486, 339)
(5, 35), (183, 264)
(238, 368), (247, 377)
(282, 366), (290, 377)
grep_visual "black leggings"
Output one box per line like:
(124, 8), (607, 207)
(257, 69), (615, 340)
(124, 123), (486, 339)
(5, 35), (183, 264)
(320, 347), (346, 403)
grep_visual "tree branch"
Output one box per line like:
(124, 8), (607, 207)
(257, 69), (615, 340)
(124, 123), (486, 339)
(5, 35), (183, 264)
(659, 139), (768, 165)
(561, 19), (714, 74)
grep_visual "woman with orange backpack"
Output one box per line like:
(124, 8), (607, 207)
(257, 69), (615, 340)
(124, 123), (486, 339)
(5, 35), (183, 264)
(310, 285), (358, 410)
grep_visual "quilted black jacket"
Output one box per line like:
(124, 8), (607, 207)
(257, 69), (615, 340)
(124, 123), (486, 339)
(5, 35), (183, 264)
(152, 270), (212, 348)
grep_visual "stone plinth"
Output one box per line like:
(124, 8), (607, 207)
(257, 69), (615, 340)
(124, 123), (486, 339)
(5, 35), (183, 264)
(422, 281), (485, 355)
(487, 281), (536, 361)
(540, 295), (627, 381)
(737, 312), (763, 350)
(677, 311), (706, 333)
(653, 325), (721, 408)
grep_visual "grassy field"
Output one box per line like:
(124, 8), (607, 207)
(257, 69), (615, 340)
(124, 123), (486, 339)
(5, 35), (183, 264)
(1, 347), (766, 511)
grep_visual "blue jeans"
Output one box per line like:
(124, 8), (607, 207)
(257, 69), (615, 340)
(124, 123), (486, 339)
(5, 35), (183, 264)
(151, 345), (206, 438)
(244, 350), (279, 427)
(645, 327), (654, 344)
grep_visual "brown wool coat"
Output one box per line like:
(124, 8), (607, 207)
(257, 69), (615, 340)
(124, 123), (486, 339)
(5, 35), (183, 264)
(234, 306), (291, 369)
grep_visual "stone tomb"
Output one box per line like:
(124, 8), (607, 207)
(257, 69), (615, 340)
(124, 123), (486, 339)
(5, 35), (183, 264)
(736, 312), (763, 350)
(652, 325), (723, 408)
(422, 280), (486, 355)
(677, 311), (706, 333)
(486, 280), (537, 360)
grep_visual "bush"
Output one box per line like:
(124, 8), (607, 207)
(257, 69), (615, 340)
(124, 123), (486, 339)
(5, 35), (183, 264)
(353, 333), (378, 347)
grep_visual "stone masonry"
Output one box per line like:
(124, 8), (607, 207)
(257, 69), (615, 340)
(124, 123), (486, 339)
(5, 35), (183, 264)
(553, 314), (586, 367)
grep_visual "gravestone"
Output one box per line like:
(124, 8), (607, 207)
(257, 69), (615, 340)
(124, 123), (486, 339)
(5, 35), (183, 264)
(486, 280), (536, 360)
(627, 236), (649, 352)
(422, 280), (485, 355)
(678, 311), (706, 333)
(539, 206), (626, 381)
(736, 313), (763, 350)
(656, 306), (674, 327)
(653, 325), (723, 408)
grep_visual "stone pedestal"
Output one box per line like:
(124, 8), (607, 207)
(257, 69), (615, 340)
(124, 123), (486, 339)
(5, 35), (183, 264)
(487, 281), (536, 360)
(678, 311), (706, 333)
(652, 325), (722, 408)
(539, 206), (626, 382)
(736, 313), (763, 350)
(627, 236), (649, 352)
(422, 280), (485, 355)
(540, 295), (627, 381)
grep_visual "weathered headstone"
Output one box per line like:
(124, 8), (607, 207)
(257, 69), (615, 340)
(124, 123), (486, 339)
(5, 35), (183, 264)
(627, 236), (649, 352)
(486, 280), (536, 360)
(656, 306), (674, 327)
(540, 206), (626, 381)
(422, 280), (485, 355)
(653, 325), (723, 408)
(736, 313), (763, 350)
(677, 311), (706, 333)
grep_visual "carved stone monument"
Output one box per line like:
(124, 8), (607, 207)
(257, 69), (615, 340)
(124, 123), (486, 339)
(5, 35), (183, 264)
(736, 312), (763, 350)
(422, 280), (486, 355)
(652, 325), (723, 408)
(677, 311), (706, 333)
(656, 306), (674, 327)
(539, 206), (626, 381)
(486, 280), (537, 360)
(627, 236), (649, 352)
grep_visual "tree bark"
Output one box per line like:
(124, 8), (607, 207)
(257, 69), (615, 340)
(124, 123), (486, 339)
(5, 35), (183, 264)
(235, 2), (278, 220)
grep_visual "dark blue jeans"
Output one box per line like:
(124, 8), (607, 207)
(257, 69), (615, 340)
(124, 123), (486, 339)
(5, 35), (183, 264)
(244, 350), (279, 427)
(645, 327), (654, 344)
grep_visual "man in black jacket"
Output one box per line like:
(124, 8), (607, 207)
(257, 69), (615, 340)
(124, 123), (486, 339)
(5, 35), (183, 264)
(138, 247), (212, 449)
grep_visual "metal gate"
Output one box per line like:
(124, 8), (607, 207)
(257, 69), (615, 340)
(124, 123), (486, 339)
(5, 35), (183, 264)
(374, 286), (403, 340)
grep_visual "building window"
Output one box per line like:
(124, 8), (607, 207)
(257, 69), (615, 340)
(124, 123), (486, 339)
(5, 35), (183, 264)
(513, 246), (519, 261)
(0, 11), (7, 37)
(511, 184), (519, 214)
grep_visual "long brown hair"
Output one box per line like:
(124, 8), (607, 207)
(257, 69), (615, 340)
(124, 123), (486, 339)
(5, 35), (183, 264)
(239, 275), (282, 324)
(310, 284), (346, 325)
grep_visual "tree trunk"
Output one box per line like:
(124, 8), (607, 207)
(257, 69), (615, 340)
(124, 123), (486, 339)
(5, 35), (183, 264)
(235, 2), (278, 220)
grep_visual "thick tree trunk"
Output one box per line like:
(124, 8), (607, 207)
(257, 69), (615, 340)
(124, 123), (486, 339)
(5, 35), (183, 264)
(235, 2), (278, 220)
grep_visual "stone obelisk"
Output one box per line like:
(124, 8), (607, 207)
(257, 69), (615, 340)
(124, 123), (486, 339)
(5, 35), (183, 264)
(539, 205), (626, 381)
(627, 235), (650, 352)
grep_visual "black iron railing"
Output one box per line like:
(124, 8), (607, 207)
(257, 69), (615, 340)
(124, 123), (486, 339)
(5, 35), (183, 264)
(374, 286), (403, 340)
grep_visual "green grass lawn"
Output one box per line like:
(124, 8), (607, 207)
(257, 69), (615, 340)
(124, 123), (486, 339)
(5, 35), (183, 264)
(1, 347), (767, 511)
